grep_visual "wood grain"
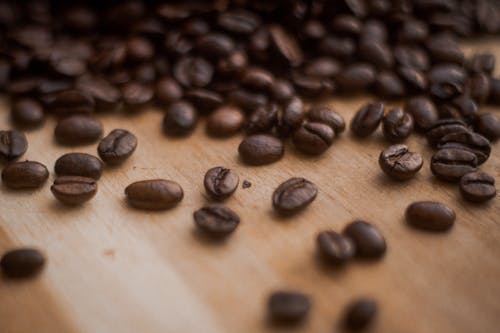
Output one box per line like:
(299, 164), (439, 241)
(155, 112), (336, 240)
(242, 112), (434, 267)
(0, 39), (499, 333)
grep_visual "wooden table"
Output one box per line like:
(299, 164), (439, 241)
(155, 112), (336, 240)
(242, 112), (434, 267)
(1, 39), (499, 333)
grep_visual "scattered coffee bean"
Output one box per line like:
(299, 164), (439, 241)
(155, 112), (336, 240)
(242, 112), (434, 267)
(438, 131), (491, 165)
(245, 104), (278, 135)
(272, 178), (317, 215)
(75, 76), (121, 110)
(336, 63), (376, 91)
(206, 106), (245, 137)
(350, 102), (384, 137)
(54, 115), (103, 146)
(194, 205), (240, 237)
(97, 129), (138, 165)
(379, 145), (423, 181)
(431, 148), (478, 182)
(50, 89), (95, 116)
(185, 89), (223, 113)
(405, 201), (456, 231)
(51, 176), (98, 205)
(375, 71), (405, 98)
(55, 153), (103, 180)
(343, 298), (377, 330)
(242, 180), (251, 189)
(271, 79), (295, 103)
(121, 82), (154, 107)
(238, 134), (284, 165)
(0, 130), (28, 161)
(308, 107), (345, 135)
(125, 179), (183, 210)
(405, 96), (439, 131)
(382, 108), (414, 143)
(162, 101), (198, 136)
(268, 291), (311, 323)
(155, 77), (183, 104)
(204, 167), (239, 200)
(278, 96), (305, 137)
(292, 122), (334, 155)
(460, 172), (496, 203)
(476, 113), (500, 142)
(11, 99), (45, 129)
(1, 248), (45, 278)
(317, 230), (355, 265)
(343, 221), (386, 259)
(426, 119), (469, 147)
(2, 161), (49, 189)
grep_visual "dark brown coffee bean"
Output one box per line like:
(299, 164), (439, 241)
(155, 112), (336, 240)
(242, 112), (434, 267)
(438, 131), (491, 165)
(293, 122), (334, 155)
(427, 34), (464, 65)
(308, 107), (345, 135)
(184, 89), (223, 113)
(426, 119), (469, 147)
(303, 57), (341, 78)
(379, 145), (423, 181)
(0, 130), (27, 161)
(476, 113), (500, 142)
(350, 102), (384, 137)
(125, 179), (183, 210)
(398, 19), (429, 43)
(428, 64), (467, 100)
(319, 36), (356, 61)
(121, 82), (154, 107)
(126, 36), (154, 62)
(75, 76), (121, 110)
(11, 99), (44, 129)
(269, 24), (303, 67)
(217, 10), (260, 35)
(228, 89), (268, 112)
(162, 101), (197, 136)
(375, 71), (406, 99)
(206, 107), (244, 137)
(55, 153), (103, 180)
(133, 64), (156, 83)
(50, 89), (95, 116)
(291, 73), (333, 97)
(97, 129), (137, 165)
(54, 115), (103, 146)
(343, 221), (386, 259)
(238, 135), (284, 166)
(155, 77), (182, 104)
(173, 57), (213, 88)
(197, 33), (235, 59)
(439, 95), (478, 124)
(336, 63), (376, 91)
(278, 96), (305, 136)
(51, 176), (97, 205)
(1, 248), (45, 278)
(241, 67), (274, 92)
(317, 230), (355, 265)
(460, 172), (496, 203)
(394, 45), (430, 71)
(382, 108), (414, 143)
(431, 148), (478, 182)
(268, 291), (311, 323)
(217, 50), (248, 77)
(2, 161), (49, 189)
(204, 167), (239, 200)
(245, 104), (278, 135)
(358, 40), (393, 69)
(405, 201), (456, 231)
(469, 73), (490, 104)
(489, 78), (500, 105)
(343, 298), (377, 330)
(271, 79), (295, 103)
(398, 67), (428, 92)
(194, 205), (240, 237)
(50, 57), (86, 78)
(331, 15), (362, 36)
(405, 96), (439, 131)
(272, 178), (317, 215)
(468, 53), (495, 74)
(360, 20), (387, 41)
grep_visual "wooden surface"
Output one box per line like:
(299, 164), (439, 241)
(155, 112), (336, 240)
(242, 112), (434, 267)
(1, 39), (499, 333)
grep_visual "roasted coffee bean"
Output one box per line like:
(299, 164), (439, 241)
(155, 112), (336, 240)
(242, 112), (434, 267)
(303, 57), (341, 78)
(155, 77), (182, 104)
(382, 108), (414, 142)
(319, 36), (356, 61)
(1, 248), (45, 278)
(427, 34), (464, 65)
(238, 135), (284, 165)
(269, 24), (303, 67)
(245, 104), (278, 135)
(489, 78), (500, 105)
(394, 45), (429, 71)
(54, 115), (103, 146)
(241, 67), (274, 92)
(75, 76), (121, 110)
(398, 19), (429, 43)
(379, 145), (423, 181)
(332, 15), (362, 36)
(50, 89), (95, 116)
(317, 231), (355, 265)
(476, 113), (500, 142)
(204, 167), (239, 200)
(405, 96), (439, 131)
(197, 33), (235, 59)
(293, 122), (334, 155)
(11, 99), (44, 129)
(0, 130), (27, 161)
(126, 36), (154, 62)
(271, 79), (295, 103)
(217, 10), (260, 35)
(2, 161), (49, 189)
(291, 73), (333, 97)
(228, 89), (268, 112)
(358, 40), (393, 69)
(426, 119), (468, 147)
(125, 179), (183, 210)
(398, 67), (428, 92)
(184, 89), (223, 113)
(438, 131), (491, 165)
(431, 148), (478, 182)
(206, 106), (244, 137)
(121, 82), (154, 107)
(336, 63), (376, 91)
(173, 57), (213, 88)
(343, 221), (386, 259)
(97, 129), (137, 165)
(308, 107), (345, 135)
(55, 153), (103, 180)
(468, 53), (495, 74)
(375, 71), (406, 99)
(343, 298), (377, 330)
(439, 95), (478, 124)
(405, 201), (456, 231)
(51, 176), (97, 205)
(268, 291), (311, 323)
(428, 64), (467, 100)
(278, 96), (305, 136)
(162, 101), (197, 136)
(217, 50), (248, 77)
(460, 172), (496, 203)
(193, 205), (240, 237)
(350, 102), (384, 137)
(469, 73), (490, 104)
(272, 178), (317, 215)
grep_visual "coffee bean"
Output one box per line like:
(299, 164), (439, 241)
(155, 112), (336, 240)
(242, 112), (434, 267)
(268, 291), (311, 323)
(271, 79), (295, 103)
(382, 108), (414, 142)
(405, 96), (439, 131)
(476, 113), (500, 142)
(427, 34), (464, 65)
(319, 36), (356, 61)
(155, 77), (182, 104)
(317, 230), (355, 265)
(489, 78), (500, 105)
(11, 98), (45, 128)
(196, 33), (235, 59)
(97, 129), (137, 165)
(1, 248), (45, 278)
(51, 176), (97, 205)
(206, 106), (245, 137)
(241, 67), (274, 92)
(173, 56), (213, 88)
(204, 167), (239, 200)
(307, 107), (345, 135)
(217, 10), (260, 35)
(50, 89), (95, 116)
(343, 221), (386, 259)
(269, 24), (303, 67)
(469, 73), (490, 104)
(468, 53), (495, 74)
(426, 119), (469, 147)
(272, 178), (317, 215)
(0, 130), (27, 161)
(228, 89), (268, 112)
(125, 179), (183, 210)
(2, 161), (49, 189)
(431, 148), (478, 182)
(460, 172), (496, 203)
(184, 89), (223, 113)
(405, 201), (456, 231)
(336, 63), (376, 91)
(358, 40), (393, 69)
(439, 95), (478, 124)
(398, 19), (429, 43)
(343, 298), (377, 330)
(303, 57), (341, 78)
(162, 101), (197, 136)
(75, 76), (121, 110)
(438, 131), (491, 165)
(278, 96), (305, 136)
(350, 102), (384, 137)
(332, 15), (361, 35)
(193, 205), (240, 237)
(54, 115), (103, 146)
(55, 153), (103, 180)
(379, 145), (423, 181)
(245, 104), (278, 135)
(217, 50), (248, 77)
(428, 64), (467, 100)
(121, 82), (154, 107)
(291, 72), (333, 97)
(394, 45), (429, 71)
(398, 67), (428, 92)
(375, 71), (406, 99)
(238, 134), (284, 165)
(293, 122), (334, 155)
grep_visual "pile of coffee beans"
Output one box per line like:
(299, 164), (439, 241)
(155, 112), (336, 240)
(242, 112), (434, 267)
(1, 0), (499, 329)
